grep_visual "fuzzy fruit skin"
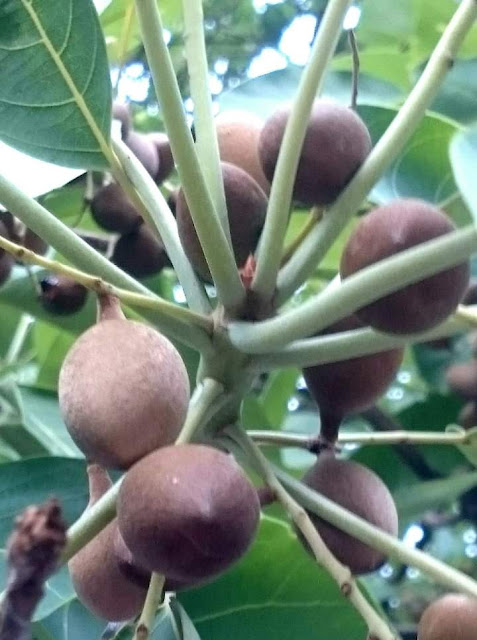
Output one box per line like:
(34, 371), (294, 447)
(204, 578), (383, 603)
(111, 224), (170, 278)
(117, 444), (260, 582)
(216, 112), (270, 194)
(258, 100), (371, 206)
(124, 130), (159, 177)
(39, 275), (88, 316)
(299, 454), (398, 574)
(58, 319), (190, 469)
(91, 183), (141, 234)
(417, 594), (477, 640)
(68, 465), (147, 621)
(176, 161), (267, 281)
(340, 199), (470, 334)
(303, 316), (403, 438)
(147, 132), (175, 183)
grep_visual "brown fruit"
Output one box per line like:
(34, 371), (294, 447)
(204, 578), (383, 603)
(299, 453), (398, 574)
(0, 220), (13, 286)
(112, 102), (132, 139)
(446, 361), (477, 399)
(215, 112), (270, 193)
(39, 275), (88, 316)
(117, 444), (260, 582)
(176, 162), (267, 281)
(147, 132), (175, 183)
(417, 594), (477, 640)
(124, 130), (159, 177)
(258, 99), (371, 205)
(303, 316), (403, 442)
(458, 402), (477, 429)
(340, 199), (470, 334)
(58, 296), (190, 468)
(111, 223), (170, 278)
(90, 183), (142, 234)
(68, 465), (147, 621)
(23, 228), (48, 255)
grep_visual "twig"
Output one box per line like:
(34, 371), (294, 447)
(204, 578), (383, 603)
(280, 207), (323, 267)
(0, 499), (67, 640)
(348, 29), (360, 110)
(133, 574), (165, 640)
(225, 426), (397, 640)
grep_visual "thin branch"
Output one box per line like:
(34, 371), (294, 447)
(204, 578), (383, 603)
(225, 426), (397, 640)
(175, 378), (225, 445)
(348, 29), (359, 110)
(276, 0), (477, 304)
(133, 574), (165, 640)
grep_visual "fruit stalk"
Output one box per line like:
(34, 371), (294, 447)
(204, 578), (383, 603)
(251, 313), (470, 370)
(134, 0), (245, 314)
(252, 0), (352, 302)
(247, 428), (476, 448)
(112, 138), (211, 315)
(175, 378), (225, 445)
(181, 0), (230, 243)
(274, 466), (477, 598)
(133, 573), (166, 640)
(276, 0), (477, 304)
(225, 426), (397, 640)
(229, 225), (477, 353)
(0, 233), (213, 351)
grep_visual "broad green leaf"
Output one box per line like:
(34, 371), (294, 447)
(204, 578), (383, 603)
(450, 125), (477, 221)
(180, 517), (367, 640)
(0, 0), (111, 168)
(32, 322), (77, 392)
(32, 598), (106, 638)
(426, 58), (477, 124)
(333, 48), (413, 91)
(450, 425), (477, 468)
(170, 599), (202, 640)
(259, 369), (300, 429)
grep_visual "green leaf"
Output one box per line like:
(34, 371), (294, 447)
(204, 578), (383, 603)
(426, 58), (477, 124)
(170, 599), (202, 640)
(0, 0), (111, 168)
(32, 598), (107, 638)
(451, 425), (477, 468)
(450, 125), (477, 221)
(179, 517), (367, 640)
(259, 369), (300, 429)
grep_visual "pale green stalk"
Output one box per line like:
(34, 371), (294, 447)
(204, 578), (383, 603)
(134, 574), (166, 640)
(276, 0), (477, 304)
(175, 378), (225, 444)
(229, 225), (477, 353)
(251, 315), (468, 370)
(134, 0), (245, 313)
(252, 0), (352, 301)
(181, 0), (229, 243)
(112, 139), (211, 314)
(274, 466), (477, 598)
(5, 314), (33, 364)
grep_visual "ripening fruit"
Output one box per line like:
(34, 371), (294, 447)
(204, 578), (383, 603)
(446, 361), (477, 399)
(117, 444), (260, 582)
(176, 162), (267, 281)
(417, 594), (477, 640)
(298, 453), (398, 574)
(147, 132), (175, 183)
(39, 275), (88, 316)
(58, 295), (190, 468)
(112, 102), (132, 139)
(258, 99), (371, 206)
(111, 224), (170, 278)
(90, 183), (141, 234)
(340, 199), (470, 334)
(23, 228), (48, 255)
(458, 401), (477, 430)
(303, 316), (403, 443)
(215, 112), (270, 193)
(124, 130), (159, 177)
(68, 465), (147, 621)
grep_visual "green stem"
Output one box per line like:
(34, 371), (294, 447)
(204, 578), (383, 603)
(134, 573), (166, 640)
(112, 139), (211, 314)
(5, 314), (33, 365)
(175, 378), (225, 445)
(225, 427), (396, 640)
(274, 466), (477, 598)
(276, 0), (477, 304)
(0, 234), (212, 352)
(252, 0), (352, 302)
(181, 0), (230, 243)
(229, 225), (477, 353)
(251, 314), (469, 371)
(134, 0), (245, 314)
(247, 428), (475, 448)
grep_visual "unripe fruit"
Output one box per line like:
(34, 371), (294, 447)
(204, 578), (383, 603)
(58, 295), (190, 468)
(298, 454), (398, 574)
(147, 132), (175, 183)
(417, 594), (477, 640)
(68, 465), (147, 621)
(303, 316), (403, 442)
(340, 199), (470, 334)
(215, 112), (270, 193)
(39, 275), (88, 316)
(258, 99), (371, 206)
(111, 224), (170, 278)
(124, 130), (159, 177)
(117, 444), (260, 582)
(90, 183), (141, 234)
(176, 162), (267, 281)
